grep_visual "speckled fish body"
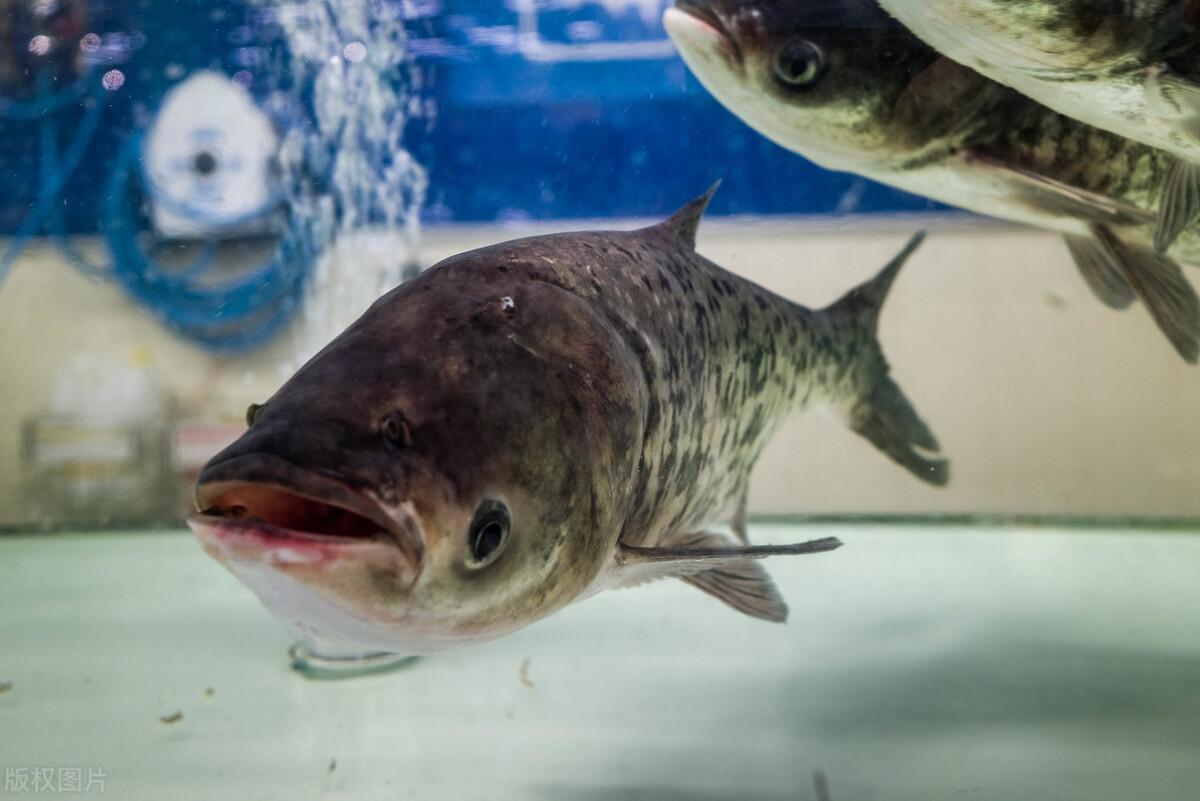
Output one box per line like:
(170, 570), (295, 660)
(876, 0), (1200, 250)
(189, 189), (946, 655)
(665, 0), (1200, 361)
(874, 1), (1199, 160)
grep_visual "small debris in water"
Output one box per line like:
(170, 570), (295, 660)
(1044, 292), (1068, 311)
(160, 710), (184, 724)
(814, 770), (831, 801)
(204, 687), (215, 698)
(328, 757), (337, 773)
(518, 658), (534, 689)
(0, 681), (12, 694)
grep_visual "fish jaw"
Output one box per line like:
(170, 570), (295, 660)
(188, 455), (447, 652)
(189, 513), (422, 651)
(191, 514), (488, 654)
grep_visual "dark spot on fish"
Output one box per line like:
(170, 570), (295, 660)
(631, 458), (650, 506)
(658, 447), (677, 486)
(740, 405), (766, 449)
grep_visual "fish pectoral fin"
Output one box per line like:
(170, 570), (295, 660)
(1146, 66), (1200, 129)
(1087, 224), (1200, 363)
(614, 531), (842, 622)
(1064, 235), (1136, 309)
(1155, 159), (1200, 253)
(958, 150), (1155, 228)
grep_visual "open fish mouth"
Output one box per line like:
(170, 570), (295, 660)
(189, 454), (424, 570)
(197, 486), (393, 542)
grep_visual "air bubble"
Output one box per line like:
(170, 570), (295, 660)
(101, 69), (125, 91)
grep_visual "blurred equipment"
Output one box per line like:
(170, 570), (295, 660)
(101, 67), (314, 353)
(142, 70), (281, 240)
(22, 351), (172, 527)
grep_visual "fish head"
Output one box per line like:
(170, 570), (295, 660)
(190, 257), (648, 654)
(664, 0), (943, 169)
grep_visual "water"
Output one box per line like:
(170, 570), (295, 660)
(3, 1), (1200, 799)
(2, 523), (1198, 800)
(265, 0), (428, 365)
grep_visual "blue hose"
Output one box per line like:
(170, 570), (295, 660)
(2, 72), (312, 353)
(103, 129), (312, 352)
(0, 72), (93, 121)
(0, 78), (108, 284)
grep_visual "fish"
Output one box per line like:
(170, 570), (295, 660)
(874, 0), (1200, 252)
(663, 0), (1200, 362)
(188, 186), (948, 656)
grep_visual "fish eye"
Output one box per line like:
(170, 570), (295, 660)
(466, 499), (510, 569)
(773, 40), (825, 88)
(380, 411), (413, 449)
(245, 403), (264, 427)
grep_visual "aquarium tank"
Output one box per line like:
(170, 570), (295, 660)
(1, 1), (1198, 799)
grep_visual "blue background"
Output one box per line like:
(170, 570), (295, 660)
(0, 0), (941, 236)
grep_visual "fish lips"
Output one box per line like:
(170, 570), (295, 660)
(666, 2), (744, 70)
(189, 453), (425, 581)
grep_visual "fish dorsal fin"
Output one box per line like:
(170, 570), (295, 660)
(612, 530), (842, 622)
(653, 181), (721, 249)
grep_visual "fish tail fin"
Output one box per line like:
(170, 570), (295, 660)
(822, 232), (949, 487)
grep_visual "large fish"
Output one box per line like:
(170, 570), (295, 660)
(664, 0), (1200, 362)
(874, 0), (1200, 251)
(189, 188), (947, 655)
